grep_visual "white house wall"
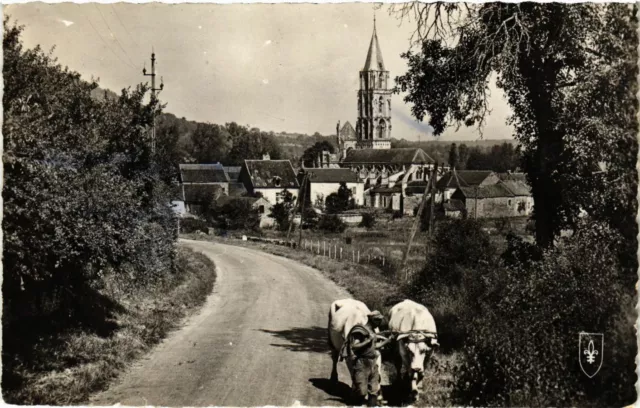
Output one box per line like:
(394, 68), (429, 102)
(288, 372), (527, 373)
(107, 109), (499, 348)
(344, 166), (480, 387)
(255, 188), (299, 205)
(310, 182), (364, 206)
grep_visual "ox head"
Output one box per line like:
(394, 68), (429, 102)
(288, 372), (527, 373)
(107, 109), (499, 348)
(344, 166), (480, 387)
(396, 332), (439, 400)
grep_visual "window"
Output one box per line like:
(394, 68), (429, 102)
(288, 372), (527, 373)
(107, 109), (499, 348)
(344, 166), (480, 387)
(258, 205), (265, 214)
(508, 199), (512, 206)
(273, 176), (281, 187)
(351, 187), (357, 195)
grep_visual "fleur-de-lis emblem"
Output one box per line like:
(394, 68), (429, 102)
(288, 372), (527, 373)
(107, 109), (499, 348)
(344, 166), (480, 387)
(579, 333), (604, 378)
(583, 340), (598, 364)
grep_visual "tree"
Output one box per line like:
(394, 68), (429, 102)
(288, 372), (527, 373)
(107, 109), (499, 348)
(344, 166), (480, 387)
(393, 3), (637, 248)
(325, 182), (353, 214)
(2, 17), (176, 327)
(458, 143), (470, 170)
(268, 189), (295, 231)
(448, 143), (459, 169)
(301, 141), (336, 167)
(190, 123), (231, 163)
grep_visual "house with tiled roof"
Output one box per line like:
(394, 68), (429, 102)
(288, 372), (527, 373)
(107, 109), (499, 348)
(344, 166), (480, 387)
(178, 163), (230, 214)
(301, 168), (364, 207)
(436, 170), (500, 201)
(451, 178), (533, 219)
(238, 158), (299, 204)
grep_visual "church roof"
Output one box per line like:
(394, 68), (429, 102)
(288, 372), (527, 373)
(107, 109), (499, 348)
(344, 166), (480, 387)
(342, 148), (434, 165)
(363, 22), (385, 71)
(340, 121), (357, 140)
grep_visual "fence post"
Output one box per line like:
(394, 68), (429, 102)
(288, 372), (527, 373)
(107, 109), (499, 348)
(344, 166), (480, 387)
(368, 254), (370, 263)
(318, 240), (320, 254)
(382, 256), (385, 267)
(340, 247), (343, 260)
(323, 241), (326, 257)
(334, 245), (337, 260)
(352, 250), (355, 262)
(357, 250), (360, 263)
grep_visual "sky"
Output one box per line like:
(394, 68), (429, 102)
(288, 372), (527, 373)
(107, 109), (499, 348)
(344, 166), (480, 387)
(6, 3), (514, 141)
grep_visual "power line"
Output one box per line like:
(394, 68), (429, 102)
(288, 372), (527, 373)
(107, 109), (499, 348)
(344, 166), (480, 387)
(94, 5), (137, 69)
(110, 5), (140, 48)
(78, 5), (134, 70)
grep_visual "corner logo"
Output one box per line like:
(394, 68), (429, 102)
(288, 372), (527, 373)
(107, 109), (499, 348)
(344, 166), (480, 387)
(579, 332), (604, 378)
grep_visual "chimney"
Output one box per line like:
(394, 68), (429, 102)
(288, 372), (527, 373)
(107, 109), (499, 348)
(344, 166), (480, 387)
(262, 153), (270, 161)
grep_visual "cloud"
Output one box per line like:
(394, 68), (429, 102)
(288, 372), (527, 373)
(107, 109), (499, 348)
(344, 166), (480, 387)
(395, 109), (433, 135)
(58, 19), (74, 27)
(262, 78), (269, 85)
(263, 39), (272, 47)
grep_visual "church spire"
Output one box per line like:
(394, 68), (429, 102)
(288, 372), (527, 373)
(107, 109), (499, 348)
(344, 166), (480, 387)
(363, 17), (385, 71)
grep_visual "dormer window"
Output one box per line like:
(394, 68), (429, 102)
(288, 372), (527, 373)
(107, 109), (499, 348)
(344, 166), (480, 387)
(273, 176), (282, 187)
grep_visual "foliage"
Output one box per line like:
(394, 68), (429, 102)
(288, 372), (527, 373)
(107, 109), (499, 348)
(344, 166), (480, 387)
(301, 207), (319, 230)
(448, 143), (459, 169)
(358, 212), (376, 229)
(393, 3), (638, 248)
(317, 214), (347, 233)
(455, 222), (636, 406)
(268, 189), (295, 231)
(465, 143), (521, 172)
(179, 218), (209, 234)
(2, 18), (177, 330)
(325, 182), (354, 214)
(301, 140), (336, 168)
(209, 199), (260, 231)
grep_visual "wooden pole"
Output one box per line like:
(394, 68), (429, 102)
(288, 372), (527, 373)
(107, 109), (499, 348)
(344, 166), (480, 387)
(323, 241), (326, 256)
(357, 250), (360, 263)
(298, 173), (310, 248)
(427, 163), (439, 245)
(402, 171), (433, 270)
(288, 173), (308, 242)
(352, 250), (355, 262)
(340, 247), (343, 260)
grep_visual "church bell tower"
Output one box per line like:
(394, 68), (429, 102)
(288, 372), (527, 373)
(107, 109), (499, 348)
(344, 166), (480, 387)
(356, 17), (392, 150)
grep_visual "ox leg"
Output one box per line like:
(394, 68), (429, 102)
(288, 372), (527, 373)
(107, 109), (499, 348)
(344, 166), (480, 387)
(330, 348), (339, 383)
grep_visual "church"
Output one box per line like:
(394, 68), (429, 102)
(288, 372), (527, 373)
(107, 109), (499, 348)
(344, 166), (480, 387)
(312, 19), (445, 213)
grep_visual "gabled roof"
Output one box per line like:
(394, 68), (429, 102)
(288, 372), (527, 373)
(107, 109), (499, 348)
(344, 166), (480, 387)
(223, 166), (242, 181)
(340, 121), (357, 140)
(306, 168), (360, 183)
(371, 185), (401, 194)
(497, 172), (527, 182)
(363, 22), (385, 71)
(436, 170), (495, 190)
(183, 184), (224, 203)
(180, 163), (229, 183)
(405, 180), (429, 195)
(458, 182), (514, 199)
(342, 148), (434, 165)
(244, 160), (299, 189)
(501, 180), (531, 196)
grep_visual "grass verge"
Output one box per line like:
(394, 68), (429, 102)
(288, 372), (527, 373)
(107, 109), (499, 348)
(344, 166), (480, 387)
(3, 246), (216, 405)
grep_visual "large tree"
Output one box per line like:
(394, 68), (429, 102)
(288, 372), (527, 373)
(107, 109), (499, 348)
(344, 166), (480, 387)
(393, 3), (637, 248)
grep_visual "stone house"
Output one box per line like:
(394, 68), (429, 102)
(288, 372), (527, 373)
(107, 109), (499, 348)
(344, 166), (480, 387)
(301, 168), (365, 207)
(451, 178), (533, 219)
(436, 170), (500, 202)
(179, 163), (230, 214)
(238, 158), (299, 204)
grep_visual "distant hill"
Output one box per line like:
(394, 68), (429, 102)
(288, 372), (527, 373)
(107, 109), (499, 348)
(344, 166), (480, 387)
(91, 86), (515, 164)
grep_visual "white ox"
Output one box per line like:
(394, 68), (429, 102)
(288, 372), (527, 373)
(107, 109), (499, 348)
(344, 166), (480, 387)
(387, 299), (439, 403)
(328, 299), (385, 406)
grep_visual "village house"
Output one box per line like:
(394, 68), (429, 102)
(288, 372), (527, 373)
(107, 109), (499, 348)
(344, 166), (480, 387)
(178, 163), (229, 214)
(238, 156), (300, 204)
(435, 170), (501, 202)
(223, 165), (247, 196)
(451, 176), (533, 219)
(301, 168), (365, 207)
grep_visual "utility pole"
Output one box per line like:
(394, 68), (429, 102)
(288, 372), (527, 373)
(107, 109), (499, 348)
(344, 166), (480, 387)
(142, 49), (164, 155)
(427, 162), (438, 244)
(298, 172), (312, 248)
(402, 168), (432, 274)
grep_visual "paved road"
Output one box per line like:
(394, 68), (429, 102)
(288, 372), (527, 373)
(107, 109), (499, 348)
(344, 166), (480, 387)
(91, 239), (357, 407)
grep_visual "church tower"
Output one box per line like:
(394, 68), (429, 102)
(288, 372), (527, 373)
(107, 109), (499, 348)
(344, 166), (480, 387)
(356, 18), (392, 150)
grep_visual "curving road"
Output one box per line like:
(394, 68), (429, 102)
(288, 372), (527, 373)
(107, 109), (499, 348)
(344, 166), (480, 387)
(91, 239), (360, 407)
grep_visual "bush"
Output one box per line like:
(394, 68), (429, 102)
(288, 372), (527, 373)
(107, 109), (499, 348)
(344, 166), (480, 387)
(179, 217), (209, 234)
(494, 217), (513, 234)
(392, 210), (403, 219)
(317, 214), (347, 233)
(359, 212), (376, 229)
(209, 199), (260, 231)
(454, 222), (637, 406)
(268, 189), (295, 231)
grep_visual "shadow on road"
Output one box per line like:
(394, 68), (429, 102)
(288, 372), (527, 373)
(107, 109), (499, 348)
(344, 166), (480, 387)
(309, 378), (352, 404)
(259, 326), (329, 353)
